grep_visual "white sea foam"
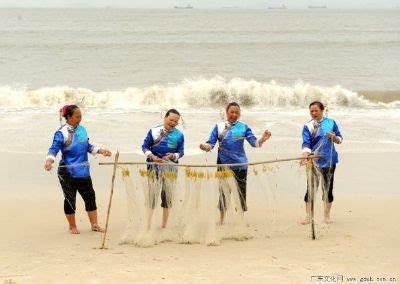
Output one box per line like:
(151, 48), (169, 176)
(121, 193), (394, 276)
(1, 78), (396, 111)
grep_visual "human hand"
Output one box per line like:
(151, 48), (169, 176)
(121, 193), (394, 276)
(261, 130), (271, 142)
(199, 144), (212, 152)
(326, 131), (336, 140)
(149, 154), (163, 163)
(299, 152), (310, 167)
(99, 148), (112, 157)
(44, 159), (54, 171)
(163, 153), (176, 161)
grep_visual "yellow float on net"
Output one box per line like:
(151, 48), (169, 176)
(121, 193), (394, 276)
(163, 171), (177, 180)
(184, 168), (234, 179)
(139, 169), (157, 178)
(121, 168), (130, 177)
(262, 164), (267, 172)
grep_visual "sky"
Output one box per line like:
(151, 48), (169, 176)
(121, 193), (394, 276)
(0, 0), (399, 9)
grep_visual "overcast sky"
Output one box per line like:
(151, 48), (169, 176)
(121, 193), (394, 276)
(0, 0), (399, 9)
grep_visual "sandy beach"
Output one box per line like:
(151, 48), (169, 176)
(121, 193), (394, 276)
(0, 152), (399, 283)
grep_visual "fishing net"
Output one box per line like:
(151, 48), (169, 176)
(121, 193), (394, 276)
(116, 156), (306, 247)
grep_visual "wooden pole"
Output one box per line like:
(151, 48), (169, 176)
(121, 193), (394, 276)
(307, 161), (317, 240)
(100, 151), (120, 249)
(99, 155), (320, 168)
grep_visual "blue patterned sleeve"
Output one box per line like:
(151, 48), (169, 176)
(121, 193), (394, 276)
(47, 131), (64, 160)
(302, 125), (312, 152)
(333, 121), (343, 140)
(245, 125), (258, 147)
(177, 134), (184, 158)
(142, 129), (154, 154)
(206, 125), (219, 148)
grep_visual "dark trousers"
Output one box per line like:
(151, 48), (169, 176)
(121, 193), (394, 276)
(219, 167), (248, 212)
(304, 164), (336, 203)
(58, 169), (97, 215)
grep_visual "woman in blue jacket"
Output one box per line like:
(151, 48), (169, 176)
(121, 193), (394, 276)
(199, 102), (271, 224)
(300, 101), (343, 224)
(44, 105), (111, 234)
(142, 109), (184, 229)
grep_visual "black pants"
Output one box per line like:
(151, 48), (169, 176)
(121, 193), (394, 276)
(304, 164), (336, 203)
(58, 169), (97, 215)
(218, 167), (248, 212)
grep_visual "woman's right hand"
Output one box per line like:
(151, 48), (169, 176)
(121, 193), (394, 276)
(199, 144), (211, 152)
(44, 159), (54, 171)
(149, 154), (163, 163)
(299, 152), (310, 167)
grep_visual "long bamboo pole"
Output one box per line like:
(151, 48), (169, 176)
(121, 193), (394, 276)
(306, 161), (317, 240)
(99, 155), (320, 168)
(100, 151), (120, 249)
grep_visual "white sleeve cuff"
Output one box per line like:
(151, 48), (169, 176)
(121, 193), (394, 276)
(302, 147), (312, 154)
(90, 145), (100, 156)
(46, 154), (56, 162)
(205, 143), (214, 150)
(144, 150), (152, 157)
(254, 140), (260, 148)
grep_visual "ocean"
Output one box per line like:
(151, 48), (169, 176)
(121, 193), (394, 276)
(0, 8), (399, 155)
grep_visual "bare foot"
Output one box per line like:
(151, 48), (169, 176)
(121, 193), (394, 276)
(91, 224), (106, 233)
(69, 227), (80, 234)
(300, 217), (310, 225)
(324, 217), (333, 224)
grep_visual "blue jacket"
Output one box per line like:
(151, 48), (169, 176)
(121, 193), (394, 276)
(142, 125), (184, 164)
(302, 117), (343, 168)
(206, 121), (259, 170)
(47, 124), (98, 178)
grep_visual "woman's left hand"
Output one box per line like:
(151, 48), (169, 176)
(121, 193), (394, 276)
(326, 131), (337, 142)
(99, 148), (112, 157)
(326, 131), (336, 140)
(261, 130), (271, 142)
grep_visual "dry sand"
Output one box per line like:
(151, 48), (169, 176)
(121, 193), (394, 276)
(0, 152), (399, 283)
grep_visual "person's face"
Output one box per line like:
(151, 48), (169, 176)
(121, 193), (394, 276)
(67, 108), (82, 127)
(226, 106), (240, 123)
(309, 105), (323, 120)
(164, 113), (180, 131)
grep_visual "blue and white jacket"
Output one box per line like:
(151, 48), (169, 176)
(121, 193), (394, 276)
(206, 121), (260, 170)
(47, 124), (99, 178)
(302, 117), (343, 168)
(142, 125), (184, 163)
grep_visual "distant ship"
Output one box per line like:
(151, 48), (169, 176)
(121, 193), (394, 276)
(308, 5), (327, 9)
(268, 5), (287, 10)
(174, 5), (193, 9)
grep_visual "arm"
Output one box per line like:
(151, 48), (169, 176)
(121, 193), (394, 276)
(88, 139), (112, 156)
(88, 139), (100, 156)
(176, 134), (185, 160)
(299, 125), (313, 166)
(199, 125), (218, 152)
(142, 129), (162, 162)
(245, 126), (258, 147)
(245, 126), (271, 148)
(301, 125), (312, 154)
(44, 131), (64, 170)
(326, 121), (343, 144)
(142, 130), (154, 158)
(166, 134), (185, 162)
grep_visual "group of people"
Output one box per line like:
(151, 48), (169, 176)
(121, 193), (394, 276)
(44, 101), (342, 234)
